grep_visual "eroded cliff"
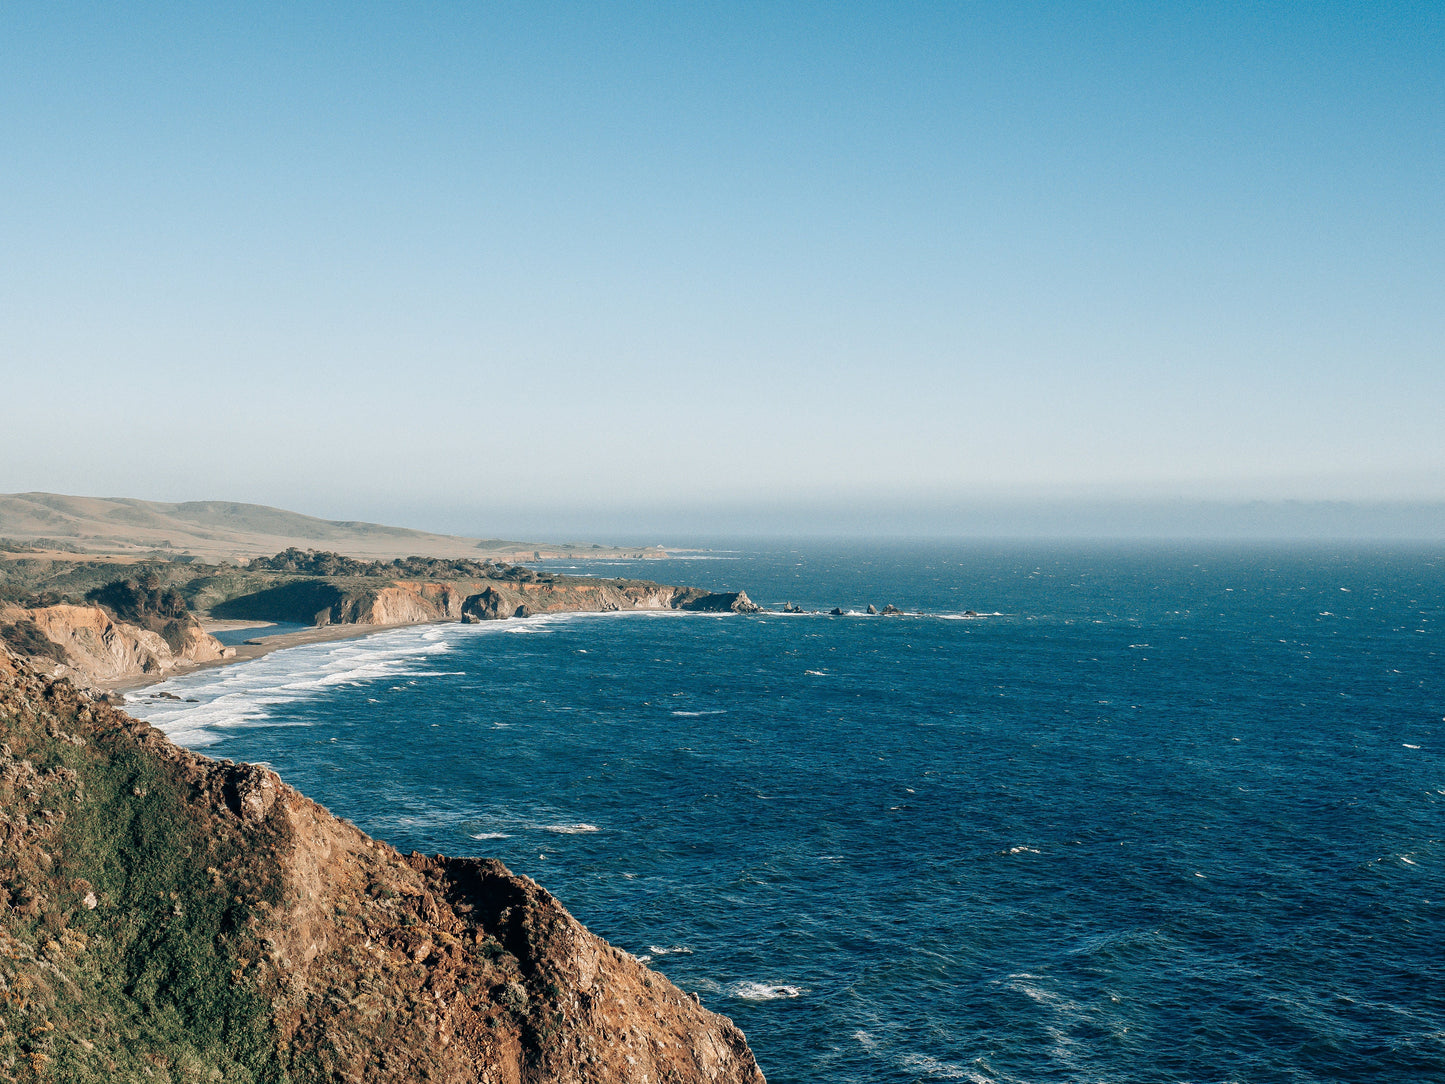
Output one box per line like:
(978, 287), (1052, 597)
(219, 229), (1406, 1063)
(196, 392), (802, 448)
(1, 550), (760, 688)
(0, 650), (766, 1083)
(211, 576), (758, 629)
(0, 603), (230, 688)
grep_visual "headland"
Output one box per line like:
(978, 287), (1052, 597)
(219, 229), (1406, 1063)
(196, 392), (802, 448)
(0, 644), (766, 1082)
(0, 498), (758, 695)
(0, 494), (769, 1080)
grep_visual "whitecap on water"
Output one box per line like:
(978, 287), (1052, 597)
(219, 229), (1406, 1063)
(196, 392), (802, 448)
(539, 823), (600, 834)
(898, 1052), (972, 1080)
(648, 945), (693, 956)
(727, 981), (804, 1001)
(131, 624), (469, 746)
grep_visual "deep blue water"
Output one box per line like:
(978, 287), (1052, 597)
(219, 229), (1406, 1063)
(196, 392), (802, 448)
(139, 544), (1444, 1083)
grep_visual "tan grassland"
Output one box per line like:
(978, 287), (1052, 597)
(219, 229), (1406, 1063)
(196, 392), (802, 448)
(0, 491), (663, 562)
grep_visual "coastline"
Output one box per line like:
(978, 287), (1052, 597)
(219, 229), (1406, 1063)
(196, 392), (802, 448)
(112, 616), (459, 693)
(0, 644), (768, 1082)
(66, 578), (759, 698)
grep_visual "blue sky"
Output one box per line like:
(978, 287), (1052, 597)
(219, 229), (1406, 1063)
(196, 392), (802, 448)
(2, 3), (1441, 536)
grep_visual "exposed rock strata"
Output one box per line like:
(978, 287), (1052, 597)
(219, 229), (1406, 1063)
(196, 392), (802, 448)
(3, 578), (760, 690)
(0, 602), (230, 688)
(0, 648), (766, 1083)
(460, 583), (759, 622)
(212, 577), (760, 631)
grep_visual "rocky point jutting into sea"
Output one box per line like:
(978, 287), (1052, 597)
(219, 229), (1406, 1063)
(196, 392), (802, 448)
(0, 547), (759, 691)
(0, 534), (768, 1081)
(0, 642), (766, 1082)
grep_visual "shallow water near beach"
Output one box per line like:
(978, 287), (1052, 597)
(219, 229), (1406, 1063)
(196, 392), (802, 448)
(138, 543), (1445, 1083)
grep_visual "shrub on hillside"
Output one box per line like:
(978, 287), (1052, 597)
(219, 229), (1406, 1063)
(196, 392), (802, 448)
(0, 618), (68, 663)
(86, 573), (189, 624)
(245, 548), (518, 581)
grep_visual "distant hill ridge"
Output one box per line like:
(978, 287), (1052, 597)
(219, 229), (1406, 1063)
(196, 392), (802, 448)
(0, 492), (642, 562)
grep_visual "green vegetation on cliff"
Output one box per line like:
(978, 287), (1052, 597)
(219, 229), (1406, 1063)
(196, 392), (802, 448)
(85, 573), (194, 653)
(0, 671), (290, 1082)
(0, 654), (767, 1084)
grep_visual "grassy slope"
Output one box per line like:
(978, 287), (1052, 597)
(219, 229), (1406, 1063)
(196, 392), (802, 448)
(0, 663), (291, 1083)
(0, 494), (642, 562)
(0, 654), (767, 1084)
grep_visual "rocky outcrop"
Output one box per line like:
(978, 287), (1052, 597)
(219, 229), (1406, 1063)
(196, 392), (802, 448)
(5, 570), (763, 688)
(0, 602), (230, 688)
(0, 648), (766, 1083)
(678, 591), (761, 615)
(354, 584), (457, 626)
(460, 582), (761, 621)
(211, 575), (765, 631)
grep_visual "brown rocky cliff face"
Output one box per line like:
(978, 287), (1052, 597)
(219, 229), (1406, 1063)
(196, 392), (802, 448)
(220, 576), (759, 631)
(460, 583), (759, 622)
(0, 603), (229, 688)
(0, 650), (767, 1083)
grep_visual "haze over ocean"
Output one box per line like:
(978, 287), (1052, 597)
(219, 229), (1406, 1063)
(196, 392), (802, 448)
(3, 5), (1442, 529)
(139, 543), (1445, 1083)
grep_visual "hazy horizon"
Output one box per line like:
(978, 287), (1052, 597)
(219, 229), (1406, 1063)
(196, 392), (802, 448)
(11, 488), (1445, 547)
(375, 496), (1445, 546)
(3, 6), (1440, 521)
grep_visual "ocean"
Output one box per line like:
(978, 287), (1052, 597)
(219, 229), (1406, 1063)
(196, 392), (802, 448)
(136, 542), (1444, 1083)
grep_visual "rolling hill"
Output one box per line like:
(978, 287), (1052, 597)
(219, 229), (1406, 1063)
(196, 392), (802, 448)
(0, 493), (647, 562)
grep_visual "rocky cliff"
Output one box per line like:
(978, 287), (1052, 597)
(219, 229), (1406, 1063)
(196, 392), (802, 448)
(0, 649), (766, 1083)
(2, 553), (760, 689)
(0, 603), (231, 688)
(458, 582), (758, 622)
(211, 576), (759, 629)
